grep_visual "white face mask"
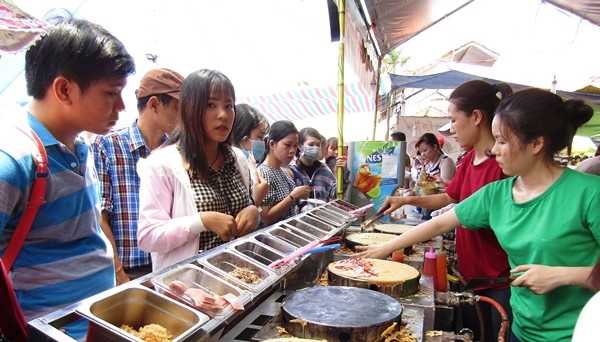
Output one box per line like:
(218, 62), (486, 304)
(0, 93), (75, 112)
(302, 145), (321, 162)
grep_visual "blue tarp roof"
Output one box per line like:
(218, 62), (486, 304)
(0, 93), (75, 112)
(389, 70), (600, 136)
(390, 70), (600, 105)
(389, 70), (600, 106)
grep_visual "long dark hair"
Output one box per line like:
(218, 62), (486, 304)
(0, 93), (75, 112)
(173, 69), (236, 177)
(229, 103), (270, 147)
(494, 88), (593, 160)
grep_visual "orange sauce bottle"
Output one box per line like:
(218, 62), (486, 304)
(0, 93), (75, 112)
(435, 246), (448, 292)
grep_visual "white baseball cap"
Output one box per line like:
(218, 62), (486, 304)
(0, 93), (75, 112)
(438, 122), (452, 136)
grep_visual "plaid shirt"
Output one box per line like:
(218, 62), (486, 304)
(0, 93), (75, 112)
(291, 160), (337, 201)
(91, 120), (167, 269)
(258, 164), (299, 221)
(189, 146), (249, 251)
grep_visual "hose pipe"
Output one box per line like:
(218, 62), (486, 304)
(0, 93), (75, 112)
(476, 295), (509, 342)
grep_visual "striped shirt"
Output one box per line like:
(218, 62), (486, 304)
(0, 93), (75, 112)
(91, 120), (166, 269)
(0, 113), (114, 323)
(291, 160), (337, 201)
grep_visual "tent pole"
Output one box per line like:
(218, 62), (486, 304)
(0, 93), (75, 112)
(336, 0), (346, 199)
(385, 87), (394, 140)
(372, 57), (382, 140)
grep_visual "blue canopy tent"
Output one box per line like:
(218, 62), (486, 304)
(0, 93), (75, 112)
(389, 70), (600, 137)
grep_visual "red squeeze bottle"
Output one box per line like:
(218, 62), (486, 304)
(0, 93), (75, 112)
(423, 244), (437, 278)
(435, 247), (448, 292)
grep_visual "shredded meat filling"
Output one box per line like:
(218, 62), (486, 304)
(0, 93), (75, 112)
(229, 266), (261, 284)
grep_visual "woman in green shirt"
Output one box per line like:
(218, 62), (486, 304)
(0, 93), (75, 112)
(358, 88), (600, 342)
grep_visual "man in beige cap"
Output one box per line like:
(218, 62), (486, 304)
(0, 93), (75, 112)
(91, 68), (185, 283)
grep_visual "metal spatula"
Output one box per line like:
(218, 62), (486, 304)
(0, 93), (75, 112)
(361, 212), (385, 230)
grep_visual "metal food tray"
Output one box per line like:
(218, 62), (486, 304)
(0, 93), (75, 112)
(228, 239), (293, 273)
(265, 226), (313, 248)
(281, 220), (327, 239)
(318, 205), (355, 221)
(76, 284), (208, 342)
(307, 207), (348, 226)
(328, 199), (360, 212)
(295, 215), (337, 234)
(321, 202), (356, 218)
(152, 264), (252, 319)
(252, 232), (297, 255)
(276, 222), (321, 242)
(197, 249), (277, 295)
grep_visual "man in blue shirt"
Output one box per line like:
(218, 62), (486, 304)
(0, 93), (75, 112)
(91, 68), (184, 283)
(0, 19), (135, 339)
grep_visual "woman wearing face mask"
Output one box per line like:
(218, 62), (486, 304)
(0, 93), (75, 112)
(290, 127), (337, 202)
(229, 103), (270, 206)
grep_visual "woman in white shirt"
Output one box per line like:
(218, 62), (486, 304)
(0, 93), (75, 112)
(137, 69), (259, 271)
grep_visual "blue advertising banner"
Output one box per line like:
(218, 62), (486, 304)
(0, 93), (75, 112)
(347, 141), (405, 216)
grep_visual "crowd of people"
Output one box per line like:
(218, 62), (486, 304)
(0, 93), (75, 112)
(0, 17), (599, 342)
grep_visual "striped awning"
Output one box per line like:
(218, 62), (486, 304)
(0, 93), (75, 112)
(237, 83), (374, 123)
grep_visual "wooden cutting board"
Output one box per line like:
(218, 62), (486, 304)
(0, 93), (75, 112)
(327, 258), (420, 297)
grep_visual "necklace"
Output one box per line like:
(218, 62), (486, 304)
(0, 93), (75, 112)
(210, 149), (220, 168)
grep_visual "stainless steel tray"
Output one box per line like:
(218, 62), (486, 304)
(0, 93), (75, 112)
(228, 238), (289, 270)
(152, 264), (252, 319)
(76, 284), (208, 342)
(266, 226), (313, 248)
(197, 249), (277, 294)
(307, 207), (348, 226)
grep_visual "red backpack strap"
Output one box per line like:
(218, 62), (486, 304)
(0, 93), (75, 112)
(2, 127), (48, 270)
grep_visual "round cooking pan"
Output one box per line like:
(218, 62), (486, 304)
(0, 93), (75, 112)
(371, 224), (415, 255)
(282, 286), (402, 342)
(344, 232), (397, 252)
(373, 223), (414, 235)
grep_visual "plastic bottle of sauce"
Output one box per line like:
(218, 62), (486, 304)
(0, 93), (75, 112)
(435, 246), (448, 292)
(423, 244), (437, 278)
(391, 250), (404, 262)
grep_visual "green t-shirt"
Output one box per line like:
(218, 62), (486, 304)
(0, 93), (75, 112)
(455, 168), (600, 342)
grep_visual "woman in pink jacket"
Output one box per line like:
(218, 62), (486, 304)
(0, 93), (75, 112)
(137, 69), (259, 271)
